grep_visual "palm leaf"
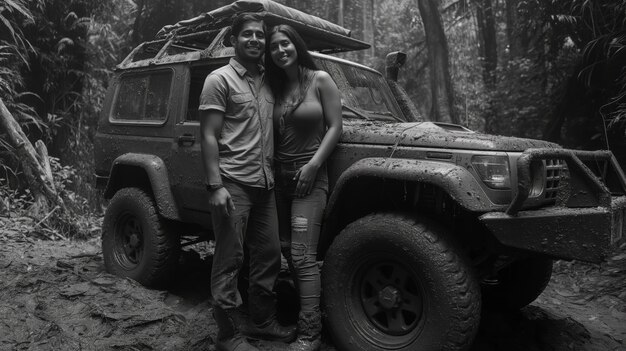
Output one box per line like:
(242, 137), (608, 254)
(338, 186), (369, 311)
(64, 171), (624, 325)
(3, 0), (33, 21)
(0, 15), (16, 40)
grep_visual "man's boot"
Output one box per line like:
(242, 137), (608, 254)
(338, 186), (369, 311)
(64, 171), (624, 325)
(243, 293), (296, 342)
(287, 310), (322, 351)
(213, 307), (259, 351)
(243, 315), (297, 342)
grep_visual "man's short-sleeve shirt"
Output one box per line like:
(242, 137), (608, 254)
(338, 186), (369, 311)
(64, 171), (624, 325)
(199, 58), (274, 189)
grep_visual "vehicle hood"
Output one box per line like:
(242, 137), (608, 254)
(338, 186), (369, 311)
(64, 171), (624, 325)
(341, 121), (560, 152)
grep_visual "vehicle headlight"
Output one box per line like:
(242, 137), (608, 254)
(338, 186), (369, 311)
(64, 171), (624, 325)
(471, 155), (511, 189)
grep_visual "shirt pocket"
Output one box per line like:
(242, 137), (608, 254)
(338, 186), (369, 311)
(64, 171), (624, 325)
(228, 93), (254, 119)
(231, 93), (253, 104)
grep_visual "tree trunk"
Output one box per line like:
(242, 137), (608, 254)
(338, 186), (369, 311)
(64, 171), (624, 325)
(0, 98), (66, 219)
(475, 0), (497, 89)
(362, 0), (375, 58)
(475, 0), (498, 132)
(338, 0), (344, 27)
(417, 0), (458, 123)
(324, 0), (330, 21)
(131, 0), (146, 46)
(455, 0), (470, 18)
(505, 0), (521, 58)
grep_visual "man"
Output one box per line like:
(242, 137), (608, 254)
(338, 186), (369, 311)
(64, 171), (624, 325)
(198, 13), (295, 351)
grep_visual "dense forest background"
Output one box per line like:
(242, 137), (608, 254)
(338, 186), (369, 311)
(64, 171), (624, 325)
(0, 0), (625, 228)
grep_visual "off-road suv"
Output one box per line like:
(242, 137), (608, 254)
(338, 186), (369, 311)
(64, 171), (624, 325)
(94, 1), (626, 350)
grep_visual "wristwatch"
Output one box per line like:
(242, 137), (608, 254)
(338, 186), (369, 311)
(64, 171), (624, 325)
(205, 182), (224, 192)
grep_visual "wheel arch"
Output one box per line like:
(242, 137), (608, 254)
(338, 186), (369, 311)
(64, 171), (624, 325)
(319, 157), (491, 257)
(104, 153), (180, 221)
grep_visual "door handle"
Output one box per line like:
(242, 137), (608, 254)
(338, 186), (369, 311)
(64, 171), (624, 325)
(178, 134), (195, 146)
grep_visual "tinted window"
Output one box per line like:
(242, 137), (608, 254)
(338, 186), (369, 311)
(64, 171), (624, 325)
(112, 71), (172, 121)
(186, 64), (224, 121)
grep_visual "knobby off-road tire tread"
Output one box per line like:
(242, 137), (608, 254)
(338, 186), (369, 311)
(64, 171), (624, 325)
(437, 235), (479, 345)
(377, 213), (480, 350)
(323, 212), (481, 351)
(102, 187), (179, 288)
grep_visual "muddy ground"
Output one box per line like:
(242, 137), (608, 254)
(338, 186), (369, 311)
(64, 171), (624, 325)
(0, 215), (625, 351)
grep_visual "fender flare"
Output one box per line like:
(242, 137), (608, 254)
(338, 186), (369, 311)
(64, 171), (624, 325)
(104, 153), (180, 220)
(326, 157), (493, 216)
(319, 157), (495, 255)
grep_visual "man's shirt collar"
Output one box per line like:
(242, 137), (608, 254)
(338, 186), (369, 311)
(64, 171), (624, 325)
(229, 57), (265, 78)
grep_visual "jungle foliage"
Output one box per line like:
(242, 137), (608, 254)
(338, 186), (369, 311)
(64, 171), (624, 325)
(0, 0), (625, 221)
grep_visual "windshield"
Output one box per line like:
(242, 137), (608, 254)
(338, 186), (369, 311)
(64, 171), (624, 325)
(314, 55), (405, 122)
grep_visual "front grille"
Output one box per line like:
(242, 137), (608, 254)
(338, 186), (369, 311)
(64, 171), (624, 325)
(544, 159), (565, 199)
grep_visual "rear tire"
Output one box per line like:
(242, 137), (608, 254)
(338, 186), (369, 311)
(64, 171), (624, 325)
(482, 257), (553, 310)
(102, 187), (180, 287)
(322, 213), (480, 351)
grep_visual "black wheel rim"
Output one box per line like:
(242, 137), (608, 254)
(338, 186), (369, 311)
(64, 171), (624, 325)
(113, 211), (144, 270)
(350, 256), (425, 348)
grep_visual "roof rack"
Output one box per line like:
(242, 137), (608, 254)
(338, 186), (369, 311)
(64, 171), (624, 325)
(157, 0), (370, 53)
(118, 0), (369, 70)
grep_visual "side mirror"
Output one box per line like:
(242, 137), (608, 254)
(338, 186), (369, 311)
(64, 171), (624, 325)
(385, 51), (407, 82)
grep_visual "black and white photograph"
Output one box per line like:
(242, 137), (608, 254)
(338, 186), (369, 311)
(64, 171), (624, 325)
(0, 0), (625, 350)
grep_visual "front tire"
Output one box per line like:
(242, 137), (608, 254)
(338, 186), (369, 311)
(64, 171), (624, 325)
(102, 187), (180, 287)
(322, 213), (480, 351)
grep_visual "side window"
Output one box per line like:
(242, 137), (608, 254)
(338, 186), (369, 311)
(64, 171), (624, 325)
(186, 64), (225, 121)
(112, 70), (173, 122)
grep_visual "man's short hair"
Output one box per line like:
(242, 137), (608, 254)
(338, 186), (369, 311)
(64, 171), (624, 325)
(231, 13), (265, 37)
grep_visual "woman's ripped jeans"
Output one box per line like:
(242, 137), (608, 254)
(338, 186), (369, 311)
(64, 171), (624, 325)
(275, 161), (328, 313)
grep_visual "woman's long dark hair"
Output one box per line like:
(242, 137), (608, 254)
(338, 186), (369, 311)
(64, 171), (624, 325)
(265, 24), (319, 99)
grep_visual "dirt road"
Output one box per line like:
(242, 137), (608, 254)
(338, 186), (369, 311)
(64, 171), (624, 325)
(0, 222), (624, 350)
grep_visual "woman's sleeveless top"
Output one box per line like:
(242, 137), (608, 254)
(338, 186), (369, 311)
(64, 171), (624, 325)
(273, 69), (325, 163)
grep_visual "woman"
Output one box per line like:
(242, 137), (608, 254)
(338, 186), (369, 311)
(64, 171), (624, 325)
(266, 24), (342, 351)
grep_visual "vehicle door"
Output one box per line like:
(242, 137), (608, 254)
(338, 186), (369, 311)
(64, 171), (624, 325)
(169, 61), (228, 226)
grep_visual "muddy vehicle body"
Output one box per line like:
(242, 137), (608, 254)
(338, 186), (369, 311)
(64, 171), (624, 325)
(94, 1), (626, 350)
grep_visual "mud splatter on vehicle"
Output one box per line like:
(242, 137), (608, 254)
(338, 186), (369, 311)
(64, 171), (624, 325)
(92, 1), (626, 350)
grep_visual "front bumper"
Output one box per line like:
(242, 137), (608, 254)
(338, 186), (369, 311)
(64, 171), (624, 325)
(480, 196), (626, 263)
(480, 148), (626, 263)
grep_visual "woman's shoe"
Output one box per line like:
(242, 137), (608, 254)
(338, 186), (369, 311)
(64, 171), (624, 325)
(287, 310), (322, 351)
(287, 337), (321, 351)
